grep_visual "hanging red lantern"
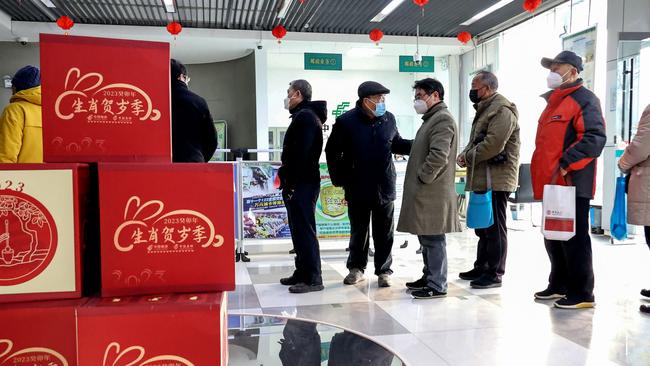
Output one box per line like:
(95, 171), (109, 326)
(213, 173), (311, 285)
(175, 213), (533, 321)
(166, 21), (182, 39)
(272, 25), (287, 43)
(56, 16), (74, 34)
(457, 31), (472, 45)
(523, 0), (543, 12)
(413, 0), (429, 15)
(299, 0), (305, 3)
(369, 28), (384, 45)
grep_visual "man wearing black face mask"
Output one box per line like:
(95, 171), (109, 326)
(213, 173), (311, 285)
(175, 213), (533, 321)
(457, 71), (520, 289)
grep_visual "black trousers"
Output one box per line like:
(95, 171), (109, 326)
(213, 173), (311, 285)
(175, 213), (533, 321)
(346, 200), (394, 276)
(544, 197), (594, 302)
(645, 226), (650, 248)
(283, 183), (322, 285)
(473, 191), (510, 279)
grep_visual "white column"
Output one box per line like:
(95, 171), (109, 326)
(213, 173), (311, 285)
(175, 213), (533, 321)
(254, 48), (270, 161)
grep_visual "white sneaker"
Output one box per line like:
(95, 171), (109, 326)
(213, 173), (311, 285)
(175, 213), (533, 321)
(378, 274), (392, 288)
(343, 268), (366, 285)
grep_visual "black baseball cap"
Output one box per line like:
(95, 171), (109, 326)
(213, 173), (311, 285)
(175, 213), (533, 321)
(358, 81), (390, 99)
(541, 51), (584, 72)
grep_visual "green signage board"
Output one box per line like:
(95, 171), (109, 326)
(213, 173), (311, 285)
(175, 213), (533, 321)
(399, 55), (435, 72)
(304, 53), (342, 71)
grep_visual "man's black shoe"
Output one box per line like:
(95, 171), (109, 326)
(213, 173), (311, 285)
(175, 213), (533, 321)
(405, 277), (428, 291)
(411, 287), (447, 299)
(280, 276), (300, 286)
(641, 305), (650, 314)
(459, 268), (483, 281)
(288, 283), (324, 294)
(470, 275), (502, 289)
(534, 288), (566, 300)
(641, 289), (650, 298)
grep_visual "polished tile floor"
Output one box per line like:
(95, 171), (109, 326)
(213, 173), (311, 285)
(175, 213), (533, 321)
(230, 225), (650, 366)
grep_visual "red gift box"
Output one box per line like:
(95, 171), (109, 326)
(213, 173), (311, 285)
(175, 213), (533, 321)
(78, 293), (228, 366)
(40, 34), (171, 163)
(0, 298), (86, 366)
(0, 164), (89, 303)
(98, 163), (235, 297)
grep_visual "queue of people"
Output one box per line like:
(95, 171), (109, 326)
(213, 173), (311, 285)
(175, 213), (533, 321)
(274, 50), (646, 313)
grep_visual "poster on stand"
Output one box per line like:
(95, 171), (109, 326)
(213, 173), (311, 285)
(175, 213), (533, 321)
(241, 162), (290, 239)
(563, 26), (597, 91)
(394, 160), (408, 230)
(316, 163), (349, 239)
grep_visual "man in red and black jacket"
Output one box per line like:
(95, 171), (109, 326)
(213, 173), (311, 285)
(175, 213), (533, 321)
(531, 51), (606, 309)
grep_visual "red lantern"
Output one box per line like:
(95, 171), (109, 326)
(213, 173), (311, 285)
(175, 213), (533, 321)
(56, 16), (74, 34)
(412, 0), (429, 16)
(272, 25), (287, 43)
(369, 28), (384, 45)
(523, 0), (543, 12)
(299, 0), (305, 3)
(166, 21), (182, 39)
(457, 31), (472, 45)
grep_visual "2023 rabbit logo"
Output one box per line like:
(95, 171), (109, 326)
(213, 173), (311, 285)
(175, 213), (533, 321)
(0, 190), (58, 286)
(103, 342), (194, 366)
(0, 339), (69, 366)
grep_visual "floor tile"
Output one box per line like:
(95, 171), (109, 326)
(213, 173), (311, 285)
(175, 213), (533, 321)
(416, 327), (620, 366)
(227, 284), (261, 310)
(375, 295), (504, 333)
(372, 333), (449, 366)
(262, 302), (410, 336)
(253, 280), (369, 308)
(235, 262), (252, 285)
(247, 263), (343, 285)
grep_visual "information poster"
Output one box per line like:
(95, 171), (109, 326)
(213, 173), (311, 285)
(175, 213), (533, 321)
(563, 26), (597, 91)
(316, 163), (350, 239)
(242, 162), (290, 239)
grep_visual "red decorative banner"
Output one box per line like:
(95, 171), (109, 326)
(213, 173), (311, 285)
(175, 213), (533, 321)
(40, 34), (171, 163)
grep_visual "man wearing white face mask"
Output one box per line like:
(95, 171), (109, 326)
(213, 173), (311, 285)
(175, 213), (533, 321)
(326, 81), (412, 288)
(531, 51), (606, 309)
(278, 79), (328, 294)
(398, 78), (462, 299)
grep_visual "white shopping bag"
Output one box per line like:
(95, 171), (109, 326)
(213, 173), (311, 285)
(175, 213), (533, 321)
(542, 184), (576, 241)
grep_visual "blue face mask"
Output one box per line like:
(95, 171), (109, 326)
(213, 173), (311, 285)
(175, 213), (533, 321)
(367, 99), (386, 117)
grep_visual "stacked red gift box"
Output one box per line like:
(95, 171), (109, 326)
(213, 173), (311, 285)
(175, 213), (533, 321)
(0, 34), (234, 365)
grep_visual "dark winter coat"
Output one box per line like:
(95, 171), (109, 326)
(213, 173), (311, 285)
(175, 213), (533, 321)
(325, 101), (412, 205)
(171, 80), (218, 162)
(279, 100), (327, 189)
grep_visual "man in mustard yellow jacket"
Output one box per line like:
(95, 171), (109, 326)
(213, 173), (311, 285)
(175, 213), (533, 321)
(0, 65), (43, 163)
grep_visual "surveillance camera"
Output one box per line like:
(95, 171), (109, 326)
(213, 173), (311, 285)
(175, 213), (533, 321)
(413, 52), (423, 65)
(257, 42), (263, 50)
(15, 37), (28, 46)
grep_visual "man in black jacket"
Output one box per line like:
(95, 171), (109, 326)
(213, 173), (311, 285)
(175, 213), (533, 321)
(325, 81), (412, 288)
(170, 59), (218, 162)
(278, 79), (327, 294)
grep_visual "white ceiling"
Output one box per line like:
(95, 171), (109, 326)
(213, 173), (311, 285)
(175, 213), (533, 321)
(2, 19), (471, 64)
